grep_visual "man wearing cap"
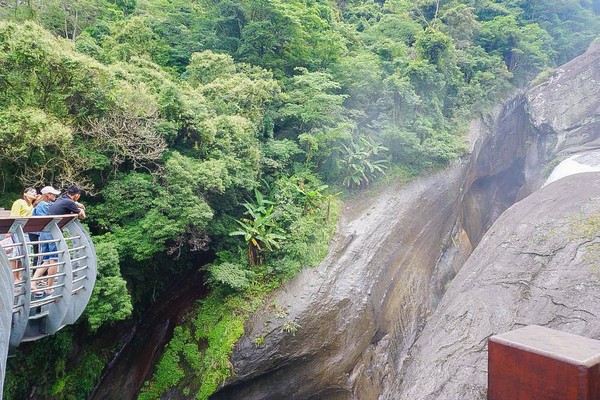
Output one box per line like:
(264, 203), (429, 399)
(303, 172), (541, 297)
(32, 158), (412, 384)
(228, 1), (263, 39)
(29, 186), (61, 269)
(32, 186), (86, 297)
(31, 185), (62, 296)
(33, 186), (61, 216)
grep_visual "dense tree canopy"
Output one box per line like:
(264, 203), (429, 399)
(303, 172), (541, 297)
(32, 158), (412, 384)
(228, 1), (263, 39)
(1, 0), (599, 398)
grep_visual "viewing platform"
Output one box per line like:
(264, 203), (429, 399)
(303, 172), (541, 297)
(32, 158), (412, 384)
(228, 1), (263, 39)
(0, 211), (97, 398)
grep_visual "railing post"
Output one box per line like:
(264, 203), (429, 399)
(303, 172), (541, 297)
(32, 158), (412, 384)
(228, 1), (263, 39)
(0, 245), (13, 400)
(488, 325), (600, 400)
(44, 220), (73, 335)
(61, 220), (97, 326)
(8, 222), (31, 347)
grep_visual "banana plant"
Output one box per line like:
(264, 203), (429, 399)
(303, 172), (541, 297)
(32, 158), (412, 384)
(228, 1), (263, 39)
(296, 181), (329, 215)
(230, 189), (286, 266)
(340, 137), (389, 189)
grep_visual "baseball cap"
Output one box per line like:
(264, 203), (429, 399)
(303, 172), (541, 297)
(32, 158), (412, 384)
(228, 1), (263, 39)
(41, 186), (61, 195)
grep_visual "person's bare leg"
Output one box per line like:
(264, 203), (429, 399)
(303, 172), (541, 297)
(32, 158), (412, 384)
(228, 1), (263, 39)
(46, 260), (58, 293)
(10, 260), (21, 284)
(31, 261), (49, 291)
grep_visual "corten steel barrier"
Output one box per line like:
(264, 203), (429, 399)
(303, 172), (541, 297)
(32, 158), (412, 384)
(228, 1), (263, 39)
(0, 214), (97, 399)
(489, 325), (600, 400)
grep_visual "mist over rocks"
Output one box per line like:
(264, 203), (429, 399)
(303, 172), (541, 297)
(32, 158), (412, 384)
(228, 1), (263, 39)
(395, 172), (600, 400)
(211, 42), (600, 400)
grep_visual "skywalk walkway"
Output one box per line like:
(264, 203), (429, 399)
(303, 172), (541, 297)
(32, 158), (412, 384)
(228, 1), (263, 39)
(0, 213), (97, 399)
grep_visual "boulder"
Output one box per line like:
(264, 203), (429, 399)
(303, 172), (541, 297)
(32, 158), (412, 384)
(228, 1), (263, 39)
(396, 172), (600, 400)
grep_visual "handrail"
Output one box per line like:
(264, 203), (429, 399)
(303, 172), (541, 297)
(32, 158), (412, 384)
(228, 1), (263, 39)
(0, 214), (78, 232)
(0, 237), (12, 400)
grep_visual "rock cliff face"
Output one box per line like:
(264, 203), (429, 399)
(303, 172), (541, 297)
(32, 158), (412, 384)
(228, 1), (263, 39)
(214, 160), (471, 400)
(396, 172), (600, 400)
(213, 41), (600, 399)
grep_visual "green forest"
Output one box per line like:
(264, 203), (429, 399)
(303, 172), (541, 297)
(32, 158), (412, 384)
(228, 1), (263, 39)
(1, 0), (599, 398)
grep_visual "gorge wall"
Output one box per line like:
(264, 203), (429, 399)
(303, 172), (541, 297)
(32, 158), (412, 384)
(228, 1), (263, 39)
(395, 171), (600, 399)
(392, 39), (600, 399)
(212, 41), (600, 399)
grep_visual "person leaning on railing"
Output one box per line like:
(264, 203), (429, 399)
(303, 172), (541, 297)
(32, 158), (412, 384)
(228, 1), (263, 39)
(48, 186), (86, 219)
(30, 186), (61, 296)
(31, 185), (86, 298)
(8, 187), (38, 284)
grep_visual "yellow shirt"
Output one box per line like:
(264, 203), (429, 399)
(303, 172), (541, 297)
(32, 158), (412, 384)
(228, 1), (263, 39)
(10, 199), (33, 217)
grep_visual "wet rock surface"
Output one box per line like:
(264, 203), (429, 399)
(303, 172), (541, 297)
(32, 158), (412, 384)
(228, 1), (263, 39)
(395, 172), (600, 400)
(526, 40), (600, 154)
(544, 151), (600, 186)
(213, 43), (600, 399)
(213, 163), (471, 400)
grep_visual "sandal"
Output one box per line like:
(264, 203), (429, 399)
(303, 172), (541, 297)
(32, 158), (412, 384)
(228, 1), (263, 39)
(45, 289), (55, 295)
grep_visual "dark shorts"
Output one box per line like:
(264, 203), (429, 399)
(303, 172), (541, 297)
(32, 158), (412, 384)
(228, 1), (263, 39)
(42, 242), (58, 261)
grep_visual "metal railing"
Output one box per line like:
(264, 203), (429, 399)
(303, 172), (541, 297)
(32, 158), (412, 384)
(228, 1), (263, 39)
(0, 215), (97, 398)
(1, 215), (97, 343)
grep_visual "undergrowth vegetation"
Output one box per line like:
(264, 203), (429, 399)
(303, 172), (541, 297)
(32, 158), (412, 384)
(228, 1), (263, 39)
(4, 329), (111, 399)
(140, 200), (339, 400)
(571, 208), (600, 272)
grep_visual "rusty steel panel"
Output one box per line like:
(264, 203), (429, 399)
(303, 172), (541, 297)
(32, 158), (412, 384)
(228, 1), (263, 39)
(0, 215), (78, 234)
(488, 325), (600, 400)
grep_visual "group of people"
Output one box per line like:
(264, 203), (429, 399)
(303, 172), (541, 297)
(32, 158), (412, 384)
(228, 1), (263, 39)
(5, 185), (86, 298)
